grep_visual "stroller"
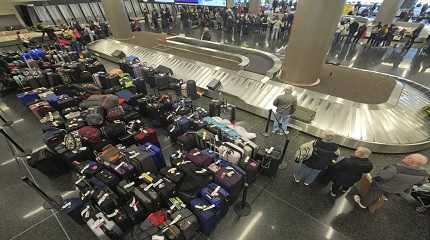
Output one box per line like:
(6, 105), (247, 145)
(411, 183), (430, 213)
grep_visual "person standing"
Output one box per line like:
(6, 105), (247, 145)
(353, 24), (367, 44)
(271, 17), (282, 40)
(294, 131), (340, 185)
(272, 86), (297, 134)
(367, 22), (382, 46)
(346, 20), (359, 42)
(354, 154), (429, 210)
(329, 147), (373, 197)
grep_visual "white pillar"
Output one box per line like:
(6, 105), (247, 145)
(375, 0), (405, 25)
(227, 0), (234, 9)
(102, 0), (132, 40)
(282, 0), (346, 86)
(249, 0), (261, 15)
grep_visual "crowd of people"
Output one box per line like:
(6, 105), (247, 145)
(271, 87), (430, 212)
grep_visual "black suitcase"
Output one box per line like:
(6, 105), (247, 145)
(28, 147), (69, 177)
(116, 180), (137, 199)
(125, 196), (148, 223)
(177, 132), (198, 151)
(170, 208), (199, 240)
(153, 178), (176, 202)
(256, 146), (284, 177)
(160, 167), (184, 184)
(95, 169), (120, 188)
(134, 78), (148, 95)
(209, 99), (222, 117)
(106, 207), (133, 231)
(133, 184), (159, 212)
(186, 80), (197, 100)
(95, 189), (120, 213)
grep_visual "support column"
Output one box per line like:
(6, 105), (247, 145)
(282, 0), (345, 86)
(375, 0), (404, 25)
(102, 0), (132, 40)
(227, 0), (234, 9)
(249, 0), (261, 15)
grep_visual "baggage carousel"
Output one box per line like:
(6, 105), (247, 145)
(88, 38), (430, 154)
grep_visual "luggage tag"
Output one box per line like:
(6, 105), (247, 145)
(167, 168), (177, 174)
(142, 129), (148, 134)
(192, 151), (201, 156)
(195, 169), (208, 174)
(210, 186), (221, 197)
(106, 209), (119, 218)
(144, 183), (154, 191)
(81, 205), (91, 218)
(80, 164), (90, 174)
(176, 160), (191, 166)
(139, 172), (154, 183)
(114, 162), (126, 170)
(169, 126), (176, 133)
(244, 156), (250, 163)
(153, 179), (164, 188)
(170, 215), (182, 225)
(124, 181), (135, 189)
(93, 217), (106, 229)
(61, 201), (72, 210)
(265, 147), (274, 154)
(129, 197), (139, 212)
(81, 190), (94, 200)
(129, 151), (140, 159)
(152, 235), (165, 240)
(75, 176), (86, 185)
(97, 193), (109, 206)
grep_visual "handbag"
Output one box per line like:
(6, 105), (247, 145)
(294, 140), (315, 163)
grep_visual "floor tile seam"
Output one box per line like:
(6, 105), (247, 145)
(16, 152), (72, 240)
(7, 213), (54, 240)
(261, 187), (354, 240)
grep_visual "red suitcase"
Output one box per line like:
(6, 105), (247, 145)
(134, 128), (160, 147)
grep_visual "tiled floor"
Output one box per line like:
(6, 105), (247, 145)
(1, 26), (430, 240)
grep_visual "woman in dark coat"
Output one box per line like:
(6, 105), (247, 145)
(329, 147), (373, 197)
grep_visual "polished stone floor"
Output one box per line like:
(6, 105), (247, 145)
(1, 25), (430, 240)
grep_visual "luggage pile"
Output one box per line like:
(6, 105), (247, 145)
(14, 53), (283, 239)
(7, 47), (105, 91)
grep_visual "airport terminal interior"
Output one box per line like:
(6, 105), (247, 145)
(1, 0), (430, 239)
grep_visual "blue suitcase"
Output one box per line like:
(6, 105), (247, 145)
(200, 183), (230, 209)
(17, 91), (40, 106)
(62, 197), (84, 224)
(47, 94), (68, 106)
(175, 116), (192, 132)
(141, 143), (166, 169)
(201, 149), (218, 162)
(190, 198), (221, 235)
(116, 90), (135, 102)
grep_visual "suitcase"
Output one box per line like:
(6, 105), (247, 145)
(122, 111), (140, 122)
(177, 132), (198, 151)
(42, 127), (66, 149)
(160, 167), (185, 184)
(141, 143), (166, 170)
(235, 139), (259, 158)
(106, 105), (125, 122)
(133, 183), (160, 212)
(186, 80), (197, 100)
(170, 208), (199, 240)
(217, 142), (244, 165)
(101, 122), (127, 142)
(73, 160), (103, 177)
(292, 106), (316, 123)
(62, 197), (84, 224)
(108, 161), (136, 180)
(95, 169), (120, 188)
(238, 157), (260, 183)
(28, 147), (69, 177)
(190, 198), (220, 235)
(153, 178), (176, 202)
(207, 79), (221, 91)
(196, 129), (216, 149)
(86, 212), (123, 240)
(106, 207), (133, 231)
(118, 133), (136, 147)
(78, 126), (103, 145)
(134, 78), (147, 95)
(116, 180), (137, 199)
(138, 172), (159, 185)
(208, 99), (222, 117)
(125, 196), (148, 223)
(95, 189), (120, 213)
(179, 166), (213, 197)
(134, 128), (160, 147)
(200, 183), (230, 212)
(186, 148), (214, 168)
(29, 101), (55, 119)
(256, 146), (284, 177)
(124, 145), (158, 174)
(214, 165), (244, 200)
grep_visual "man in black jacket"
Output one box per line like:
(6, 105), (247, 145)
(329, 147), (373, 197)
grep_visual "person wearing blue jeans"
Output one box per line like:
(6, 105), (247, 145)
(294, 131), (340, 185)
(272, 87), (297, 135)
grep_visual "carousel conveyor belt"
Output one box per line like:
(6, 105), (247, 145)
(166, 36), (282, 77)
(88, 38), (430, 154)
